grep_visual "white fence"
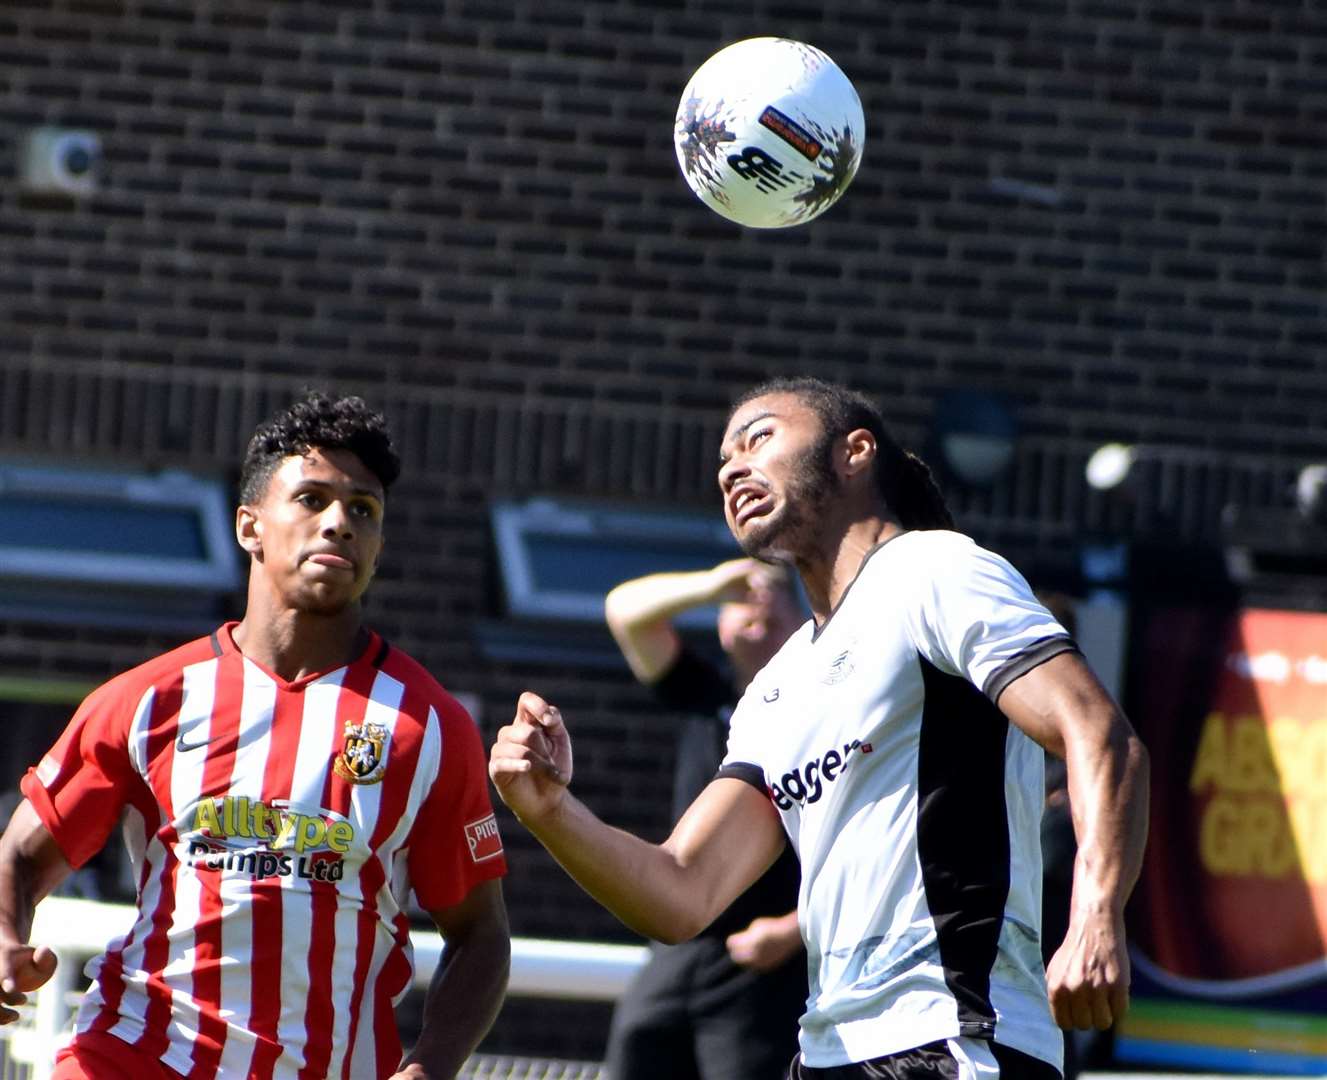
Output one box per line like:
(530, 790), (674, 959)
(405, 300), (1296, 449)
(1, 897), (648, 1080)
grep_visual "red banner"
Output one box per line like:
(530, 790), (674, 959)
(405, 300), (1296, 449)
(1135, 608), (1327, 983)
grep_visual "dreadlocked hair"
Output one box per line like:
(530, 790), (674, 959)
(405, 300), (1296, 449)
(729, 376), (955, 532)
(239, 390), (401, 505)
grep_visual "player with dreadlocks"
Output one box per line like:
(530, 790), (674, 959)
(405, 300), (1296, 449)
(492, 375), (1148, 1080)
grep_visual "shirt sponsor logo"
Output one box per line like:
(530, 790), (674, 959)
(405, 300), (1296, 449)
(183, 795), (357, 881)
(465, 814), (504, 863)
(770, 739), (865, 810)
(185, 840), (345, 882)
(190, 795), (356, 853)
(334, 720), (389, 785)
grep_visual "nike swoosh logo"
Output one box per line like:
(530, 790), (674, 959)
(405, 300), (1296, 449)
(176, 731), (223, 753)
(763, 689), (780, 703)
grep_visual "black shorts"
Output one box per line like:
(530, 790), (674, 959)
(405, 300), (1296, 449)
(787, 1037), (1062, 1080)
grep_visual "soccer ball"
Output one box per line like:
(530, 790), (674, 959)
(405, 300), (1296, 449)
(674, 38), (865, 229)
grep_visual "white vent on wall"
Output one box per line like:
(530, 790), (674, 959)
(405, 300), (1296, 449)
(20, 127), (101, 195)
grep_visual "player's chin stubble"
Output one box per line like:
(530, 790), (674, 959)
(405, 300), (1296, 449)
(737, 436), (838, 560)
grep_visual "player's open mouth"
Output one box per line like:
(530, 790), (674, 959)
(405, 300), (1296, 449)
(731, 486), (773, 525)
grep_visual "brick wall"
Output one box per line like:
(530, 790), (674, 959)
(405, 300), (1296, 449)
(2, 0), (1326, 1061)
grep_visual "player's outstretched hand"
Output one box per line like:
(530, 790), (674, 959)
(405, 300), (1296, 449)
(1045, 910), (1129, 1031)
(0, 942), (58, 1025)
(489, 691), (573, 824)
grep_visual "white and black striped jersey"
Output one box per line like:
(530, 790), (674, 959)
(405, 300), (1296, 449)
(719, 530), (1073, 1071)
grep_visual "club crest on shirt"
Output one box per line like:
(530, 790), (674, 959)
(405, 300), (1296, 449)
(823, 647), (855, 685)
(334, 720), (389, 785)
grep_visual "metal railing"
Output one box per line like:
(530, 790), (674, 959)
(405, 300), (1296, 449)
(0, 897), (647, 1080)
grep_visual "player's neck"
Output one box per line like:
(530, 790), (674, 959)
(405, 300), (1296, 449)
(232, 603), (368, 683)
(801, 516), (904, 625)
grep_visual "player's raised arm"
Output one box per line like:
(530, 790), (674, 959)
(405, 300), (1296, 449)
(996, 650), (1150, 1031)
(489, 692), (785, 942)
(0, 800), (70, 1025)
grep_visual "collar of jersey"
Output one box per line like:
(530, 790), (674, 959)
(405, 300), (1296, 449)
(211, 621), (385, 690)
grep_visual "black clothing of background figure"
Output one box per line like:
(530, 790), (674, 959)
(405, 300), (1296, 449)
(602, 558), (808, 1080)
(656, 648), (803, 940)
(606, 647), (805, 1080)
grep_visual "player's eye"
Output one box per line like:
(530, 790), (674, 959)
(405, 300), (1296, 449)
(749, 426), (772, 447)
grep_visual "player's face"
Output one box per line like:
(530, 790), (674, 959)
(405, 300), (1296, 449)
(718, 392), (838, 561)
(241, 447), (385, 616)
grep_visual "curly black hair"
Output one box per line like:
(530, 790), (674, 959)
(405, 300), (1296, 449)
(729, 376), (955, 531)
(239, 391), (401, 505)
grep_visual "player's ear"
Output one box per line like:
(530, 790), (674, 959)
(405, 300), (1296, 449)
(841, 428), (877, 481)
(236, 504), (263, 557)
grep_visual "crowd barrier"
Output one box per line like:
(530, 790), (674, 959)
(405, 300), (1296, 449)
(0, 897), (648, 1080)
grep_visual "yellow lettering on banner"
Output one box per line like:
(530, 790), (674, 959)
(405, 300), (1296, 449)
(1199, 794), (1249, 875)
(1268, 717), (1327, 799)
(1189, 704), (1327, 884)
(1227, 717), (1279, 795)
(193, 799), (222, 835)
(326, 821), (353, 853)
(1198, 794), (1327, 884)
(1245, 799), (1296, 878)
(1189, 712), (1228, 794)
(1286, 799), (1327, 883)
(1267, 719), (1304, 796)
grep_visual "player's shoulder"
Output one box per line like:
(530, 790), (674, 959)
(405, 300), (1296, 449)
(852, 528), (972, 588)
(876, 528), (1015, 579)
(80, 631), (223, 710)
(376, 641), (476, 730)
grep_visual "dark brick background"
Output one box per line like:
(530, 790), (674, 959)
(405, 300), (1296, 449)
(2, 0), (1326, 1062)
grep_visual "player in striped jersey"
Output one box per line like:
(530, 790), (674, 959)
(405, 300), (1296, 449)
(491, 377), (1149, 1080)
(0, 392), (510, 1079)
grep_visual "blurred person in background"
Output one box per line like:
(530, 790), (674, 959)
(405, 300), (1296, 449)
(603, 557), (807, 1079)
(0, 392), (509, 1080)
(492, 375), (1149, 1080)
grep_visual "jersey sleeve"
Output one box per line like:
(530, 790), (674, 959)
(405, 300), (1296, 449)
(406, 699), (507, 912)
(904, 535), (1077, 702)
(19, 680), (141, 868)
(716, 679), (773, 796)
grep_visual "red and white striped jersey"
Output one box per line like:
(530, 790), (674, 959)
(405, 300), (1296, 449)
(21, 623), (506, 1080)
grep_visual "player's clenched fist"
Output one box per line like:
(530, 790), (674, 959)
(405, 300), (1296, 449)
(0, 943), (58, 1026)
(489, 692), (573, 823)
(1045, 912), (1130, 1031)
